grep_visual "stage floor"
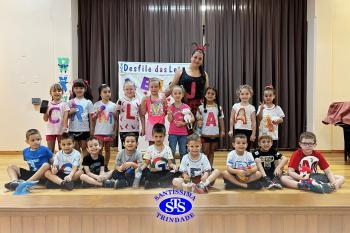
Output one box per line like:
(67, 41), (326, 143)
(1, 151), (350, 233)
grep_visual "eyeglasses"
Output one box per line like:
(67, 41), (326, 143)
(300, 142), (315, 147)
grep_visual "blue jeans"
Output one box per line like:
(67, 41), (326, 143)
(168, 134), (188, 162)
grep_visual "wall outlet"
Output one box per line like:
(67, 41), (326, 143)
(32, 98), (41, 105)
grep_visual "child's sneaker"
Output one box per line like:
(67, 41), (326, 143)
(298, 181), (326, 194)
(81, 181), (95, 188)
(261, 176), (274, 189)
(272, 177), (283, 189)
(4, 180), (23, 191)
(321, 183), (334, 194)
(247, 181), (263, 190)
(193, 182), (208, 194)
(115, 179), (129, 189)
(102, 179), (115, 188)
(61, 180), (74, 191)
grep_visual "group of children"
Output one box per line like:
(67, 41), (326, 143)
(4, 79), (345, 194)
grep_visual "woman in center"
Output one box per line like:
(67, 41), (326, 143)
(165, 43), (209, 125)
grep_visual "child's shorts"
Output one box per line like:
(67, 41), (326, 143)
(112, 168), (135, 186)
(19, 168), (37, 181)
(95, 135), (114, 142)
(45, 171), (70, 189)
(201, 136), (219, 143)
(69, 131), (90, 141)
(46, 135), (62, 142)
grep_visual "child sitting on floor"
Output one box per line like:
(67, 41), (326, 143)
(112, 133), (143, 188)
(45, 133), (82, 190)
(5, 129), (52, 191)
(141, 123), (178, 189)
(281, 131), (345, 193)
(172, 133), (221, 194)
(80, 137), (113, 188)
(222, 134), (263, 190)
(254, 135), (288, 189)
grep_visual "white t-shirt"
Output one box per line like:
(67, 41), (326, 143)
(93, 100), (117, 135)
(226, 150), (256, 170)
(143, 145), (173, 171)
(46, 101), (70, 135)
(68, 98), (94, 132)
(232, 103), (255, 130)
(179, 153), (211, 177)
(54, 149), (81, 175)
(257, 104), (285, 140)
(197, 104), (224, 136)
(116, 97), (141, 132)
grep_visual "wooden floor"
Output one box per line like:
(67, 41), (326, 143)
(1, 150), (350, 233)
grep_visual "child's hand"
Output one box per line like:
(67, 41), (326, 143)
(240, 170), (249, 177)
(51, 165), (58, 175)
(250, 134), (256, 142)
(228, 130), (233, 137)
(96, 175), (104, 182)
(117, 164), (125, 172)
(64, 175), (72, 182)
(197, 120), (203, 128)
(172, 164), (178, 171)
(175, 121), (185, 127)
(69, 108), (77, 114)
(183, 174), (190, 182)
(274, 169), (282, 177)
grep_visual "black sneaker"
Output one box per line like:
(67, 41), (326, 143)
(81, 181), (95, 188)
(4, 180), (22, 191)
(272, 177), (283, 189)
(103, 179), (115, 188)
(261, 176), (274, 189)
(247, 181), (263, 190)
(115, 179), (129, 189)
(61, 180), (74, 190)
(223, 179), (240, 189)
(144, 180), (159, 189)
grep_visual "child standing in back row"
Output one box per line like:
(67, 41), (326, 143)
(116, 80), (145, 148)
(92, 84), (117, 168)
(68, 79), (94, 157)
(228, 85), (256, 151)
(141, 78), (167, 145)
(43, 83), (70, 152)
(196, 87), (225, 166)
(167, 85), (194, 162)
(257, 85), (285, 149)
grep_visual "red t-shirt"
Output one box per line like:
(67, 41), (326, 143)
(289, 149), (329, 174)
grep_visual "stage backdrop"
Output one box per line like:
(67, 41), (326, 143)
(118, 61), (189, 150)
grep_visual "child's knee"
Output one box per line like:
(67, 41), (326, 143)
(7, 164), (18, 171)
(255, 171), (262, 178)
(41, 163), (51, 169)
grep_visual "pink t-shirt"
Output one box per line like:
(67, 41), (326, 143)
(168, 103), (190, 135)
(145, 96), (167, 125)
(46, 101), (70, 135)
